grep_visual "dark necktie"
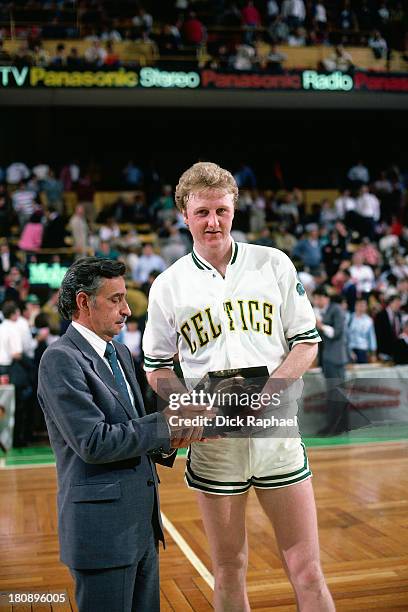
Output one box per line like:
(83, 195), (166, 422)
(104, 342), (140, 417)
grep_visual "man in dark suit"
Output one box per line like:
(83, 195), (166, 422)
(374, 294), (402, 360)
(313, 287), (349, 435)
(37, 257), (210, 612)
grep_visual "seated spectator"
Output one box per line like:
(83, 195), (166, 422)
(253, 227), (275, 248)
(347, 160), (370, 186)
(123, 160), (144, 188)
(100, 24), (123, 43)
(368, 30), (388, 59)
(50, 43), (66, 67)
(18, 211), (44, 252)
(4, 266), (29, 304)
(13, 42), (34, 67)
(288, 27), (307, 47)
(322, 45), (354, 72)
(293, 224), (322, 272)
(157, 24), (181, 55)
(132, 6), (153, 33)
(266, 0), (279, 24)
(349, 252), (375, 295)
(319, 199), (337, 229)
(273, 225), (297, 253)
(84, 40), (107, 67)
(348, 298), (377, 363)
(32, 42), (50, 67)
(234, 163), (257, 189)
(314, 1), (328, 33)
(266, 44), (287, 73)
(268, 15), (290, 43)
(357, 238), (381, 268)
(0, 240), (17, 286)
(99, 216), (121, 242)
(334, 188), (356, 222)
(95, 240), (120, 260)
(6, 162), (30, 185)
(0, 185), (11, 237)
(232, 42), (256, 70)
(121, 316), (142, 362)
(151, 185), (176, 223)
(160, 223), (188, 266)
(41, 207), (66, 249)
(132, 243), (166, 284)
(12, 181), (38, 227)
(66, 47), (83, 68)
(104, 41), (120, 67)
(321, 228), (347, 278)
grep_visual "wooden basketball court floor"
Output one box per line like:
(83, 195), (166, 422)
(1, 442), (408, 611)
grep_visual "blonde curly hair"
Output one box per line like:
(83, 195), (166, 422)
(175, 162), (239, 212)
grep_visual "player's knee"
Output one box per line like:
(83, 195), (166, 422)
(288, 558), (325, 592)
(214, 551), (248, 580)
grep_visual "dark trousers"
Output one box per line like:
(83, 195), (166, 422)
(70, 532), (159, 612)
(322, 361), (349, 433)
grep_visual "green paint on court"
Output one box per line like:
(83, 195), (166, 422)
(1, 425), (407, 467)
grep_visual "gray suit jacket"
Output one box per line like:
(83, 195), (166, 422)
(320, 302), (348, 366)
(37, 324), (173, 570)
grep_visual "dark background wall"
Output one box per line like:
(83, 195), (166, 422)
(1, 106), (407, 188)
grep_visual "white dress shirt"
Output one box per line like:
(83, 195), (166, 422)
(72, 321), (135, 408)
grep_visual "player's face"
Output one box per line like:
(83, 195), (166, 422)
(80, 276), (131, 341)
(183, 190), (235, 251)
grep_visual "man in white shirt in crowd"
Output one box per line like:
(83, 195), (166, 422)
(355, 185), (380, 240)
(349, 252), (375, 295)
(334, 188), (356, 221)
(281, 0), (306, 28)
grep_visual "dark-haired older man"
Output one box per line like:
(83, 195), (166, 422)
(38, 257), (209, 612)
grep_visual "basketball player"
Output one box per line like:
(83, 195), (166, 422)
(143, 162), (334, 611)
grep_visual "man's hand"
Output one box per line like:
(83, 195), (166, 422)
(163, 402), (218, 446)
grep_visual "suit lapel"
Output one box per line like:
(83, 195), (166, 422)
(65, 325), (136, 420)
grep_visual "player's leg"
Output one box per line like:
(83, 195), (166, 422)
(255, 479), (335, 611)
(196, 491), (250, 612)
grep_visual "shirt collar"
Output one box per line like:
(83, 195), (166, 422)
(72, 321), (108, 360)
(191, 240), (239, 271)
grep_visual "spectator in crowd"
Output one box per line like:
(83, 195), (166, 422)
(241, 0), (261, 43)
(60, 161), (80, 191)
(375, 293), (402, 359)
(50, 43), (66, 67)
(347, 160), (370, 187)
(232, 43), (256, 70)
(266, 0), (279, 24)
(288, 26), (307, 47)
(349, 252), (375, 295)
(68, 204), (89, 254)
(95, 240), (120, 260)
(183, 11), (205, 46)
(313, 286), (349, 435)
(132, 243), (166, 284)
(0, 241), (17, 286)
(41, 289), (62, 335)
(314, 1), (328, 34)
(335, 188), (356, 222)
(151, 185), (176, 223)
(42, 169), (64, 214)
(293, 224), (322, 272)
(121, 316), (142, 365)
(32, 161), (50, 185)
(132, 6), (154, 33)
(42, 207), (66, 249)
(0, 302), (33, 447)
(18, 211), (44, 253)
(347, 298), (377, 363)
(266, 43), (287, 73)
(393, 319), (408, 364)
(268, 14), (290, 42)
(338, 0), (357, 31)
(23, 294), (41, 328)
(322, 45), (354, 72)
(99, 216), (121, 243)
(6, 162), (30, 185)
(123, 160), (144, 188)
(159, 222), (188, 266)
(368, 30), (388, 59)
(281, 0), (306, 28)
(3, 266), (29, 304)
(355, 185), (380, 240)
(234, 162), (257, 189)
(84, 40), (107, 66)
(66, 47), (83, 68)
(12, 180), (38, 227)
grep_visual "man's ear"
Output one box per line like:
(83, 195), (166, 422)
(76, 291), (90, 313)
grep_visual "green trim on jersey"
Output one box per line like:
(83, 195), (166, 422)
(287, 327), (321, 349)
(230, 242), (238, 264)
(191, 251), (211, 270)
